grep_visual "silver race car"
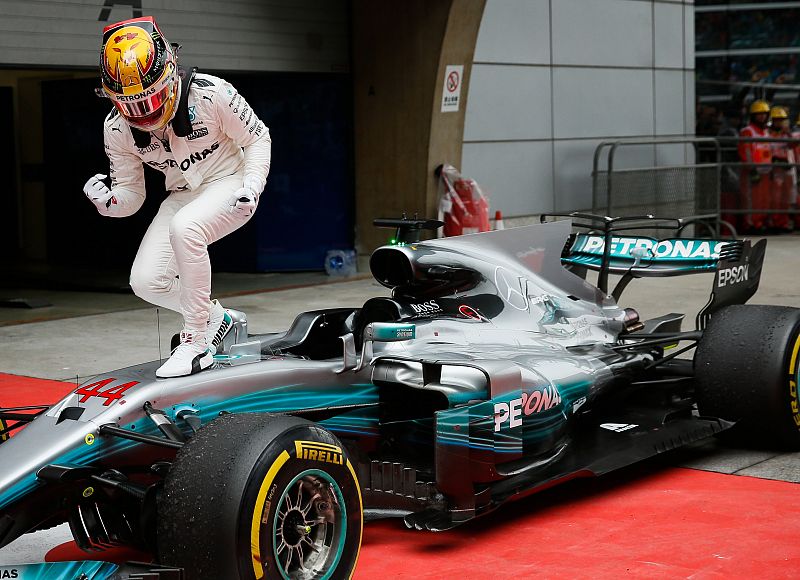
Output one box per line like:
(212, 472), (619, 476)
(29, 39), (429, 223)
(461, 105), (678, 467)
(0, 215), (796, 579)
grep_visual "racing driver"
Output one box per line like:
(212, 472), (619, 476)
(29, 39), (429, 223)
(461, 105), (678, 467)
(83, 16), (271, 378)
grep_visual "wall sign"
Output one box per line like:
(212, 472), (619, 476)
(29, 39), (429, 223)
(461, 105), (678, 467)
(441, 65), (463, 113)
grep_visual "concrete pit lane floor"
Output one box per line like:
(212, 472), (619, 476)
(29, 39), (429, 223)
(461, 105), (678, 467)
(1, 236), (799, 576)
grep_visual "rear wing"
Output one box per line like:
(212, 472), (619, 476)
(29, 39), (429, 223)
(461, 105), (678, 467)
(563, 234), (743, 275)
(541, 213), (766, 321)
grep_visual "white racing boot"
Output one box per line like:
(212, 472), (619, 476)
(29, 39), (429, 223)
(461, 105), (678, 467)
(207, 299), (234, 354)
(156, 330), (213, 378)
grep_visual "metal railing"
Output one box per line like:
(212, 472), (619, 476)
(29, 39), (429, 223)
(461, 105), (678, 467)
(592, 137), (724, 237)
(715, 135), (800, 232)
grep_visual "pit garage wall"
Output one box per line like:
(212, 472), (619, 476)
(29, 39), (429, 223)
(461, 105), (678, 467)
(352, 0), (486, 253)
(462, 0), (695, 217)
(0, 0), (348, 73)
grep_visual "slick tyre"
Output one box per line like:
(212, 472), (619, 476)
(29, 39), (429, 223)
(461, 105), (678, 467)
(157, 413), (363, 579)
(695, 305), (800, 449)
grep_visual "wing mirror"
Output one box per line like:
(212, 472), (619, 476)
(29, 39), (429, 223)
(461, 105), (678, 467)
(338, 323), (416, 373)
(363, 322), (416, 342)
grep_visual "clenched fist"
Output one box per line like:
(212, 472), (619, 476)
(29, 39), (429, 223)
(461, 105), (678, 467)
(83, 173), (116, 210)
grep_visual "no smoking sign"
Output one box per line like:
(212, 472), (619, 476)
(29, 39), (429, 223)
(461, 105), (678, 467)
(441, 64), (463, 113)
(447, 70), (460, 92)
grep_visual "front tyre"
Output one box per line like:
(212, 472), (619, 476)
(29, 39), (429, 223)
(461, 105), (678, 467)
(158, 413), (363, 579)
(695, 305), (800, 449)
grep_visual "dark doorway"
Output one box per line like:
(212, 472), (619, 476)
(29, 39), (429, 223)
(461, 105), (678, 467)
(211, 72), (355, 271)
(40, 72), (353, 273)
(0, 87), (18, 261)
(42, 77), (165, 271)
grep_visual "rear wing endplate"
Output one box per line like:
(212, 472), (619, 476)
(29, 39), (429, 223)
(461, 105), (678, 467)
(696, 239), (767, 329)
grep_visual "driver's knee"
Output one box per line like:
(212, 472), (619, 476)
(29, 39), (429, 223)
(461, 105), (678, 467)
(169, 213), (207, 254)
(130, 265), (174, 299)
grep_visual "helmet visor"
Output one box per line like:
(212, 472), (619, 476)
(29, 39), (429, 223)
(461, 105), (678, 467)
(112, 82), (176, 131)
(114, 82), (172, 119)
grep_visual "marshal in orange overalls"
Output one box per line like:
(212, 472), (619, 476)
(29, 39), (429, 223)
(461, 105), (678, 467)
(738, 100), (773, 231)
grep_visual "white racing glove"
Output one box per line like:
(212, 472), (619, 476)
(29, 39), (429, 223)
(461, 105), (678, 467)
(83, 173), (116, 211)
(228, 174), (262, 217)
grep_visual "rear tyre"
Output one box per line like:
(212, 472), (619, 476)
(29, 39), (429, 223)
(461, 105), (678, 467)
(157, 413), (363, 579)
(695, 304), (800, 449)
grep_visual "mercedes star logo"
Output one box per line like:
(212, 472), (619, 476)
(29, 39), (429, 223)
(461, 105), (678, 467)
(494, 266), (529, 311)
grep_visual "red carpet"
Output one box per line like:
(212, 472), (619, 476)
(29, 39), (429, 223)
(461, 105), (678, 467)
(355, 467), (800, 579)
(3, 373), (798, 577)
(0, 372), (75, 408)
(0, 372), (75, 437)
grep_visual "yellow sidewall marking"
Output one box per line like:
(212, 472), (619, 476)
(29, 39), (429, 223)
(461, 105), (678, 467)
(345, 458), (363, 580)
(788, 335), (800, 431)
(0, 418), (7, 442)
(790, 335), (800, 375)
(250, 449), (290, 580)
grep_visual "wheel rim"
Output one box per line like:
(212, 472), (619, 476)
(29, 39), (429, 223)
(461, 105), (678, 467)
(271, 469), (347, 579)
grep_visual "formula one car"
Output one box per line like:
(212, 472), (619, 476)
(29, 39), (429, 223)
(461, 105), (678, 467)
(1, 214), (798, 579)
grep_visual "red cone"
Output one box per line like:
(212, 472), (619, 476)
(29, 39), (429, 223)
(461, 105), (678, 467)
(494, 210), (505, 230)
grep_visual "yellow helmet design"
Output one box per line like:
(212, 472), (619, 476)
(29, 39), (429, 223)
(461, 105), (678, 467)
(770, 106), (789, 120)
(749, 100), (771, 115)
(103, 26), (154, 95)
(100, 16), (179, 131)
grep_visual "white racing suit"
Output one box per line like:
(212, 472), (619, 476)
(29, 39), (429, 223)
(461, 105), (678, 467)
(99, 72), (271, 333)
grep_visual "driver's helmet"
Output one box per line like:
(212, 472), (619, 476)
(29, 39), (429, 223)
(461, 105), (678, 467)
(100, 16), (178, 132)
